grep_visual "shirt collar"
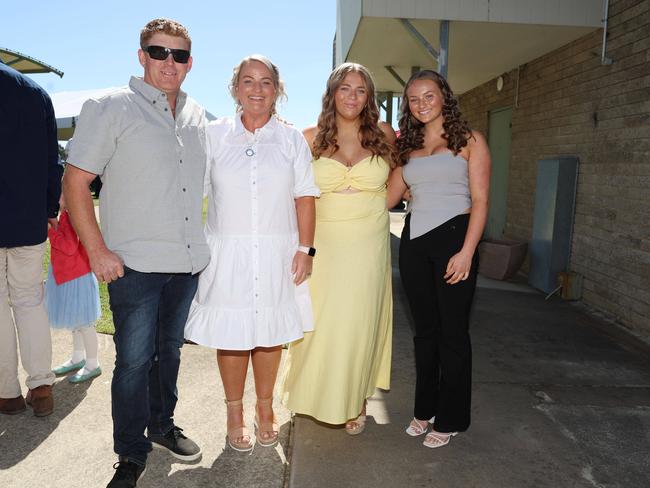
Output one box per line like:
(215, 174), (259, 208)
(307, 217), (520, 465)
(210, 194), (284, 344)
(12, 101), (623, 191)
(128, 76), (187, 107)
(233, 112), (279, 136)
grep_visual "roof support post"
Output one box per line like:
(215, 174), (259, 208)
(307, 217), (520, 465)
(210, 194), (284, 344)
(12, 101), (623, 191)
(376, 92), (387, 111)
(384, 66), (406, 87)
(439, 20), (449, 78)
(385, 91), (393, 125)
(399, 19), (440, 61)
(398, 19), (449, 78)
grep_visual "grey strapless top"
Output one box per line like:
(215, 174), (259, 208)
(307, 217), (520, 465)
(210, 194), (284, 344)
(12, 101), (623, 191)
(402, 153), (471, 239)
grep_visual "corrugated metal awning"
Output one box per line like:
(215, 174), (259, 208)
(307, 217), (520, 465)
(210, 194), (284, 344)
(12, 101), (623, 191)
(1, 47), (64, 78)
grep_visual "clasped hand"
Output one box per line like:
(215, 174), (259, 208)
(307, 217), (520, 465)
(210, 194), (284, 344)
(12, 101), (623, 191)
(90, 248), (125, 283)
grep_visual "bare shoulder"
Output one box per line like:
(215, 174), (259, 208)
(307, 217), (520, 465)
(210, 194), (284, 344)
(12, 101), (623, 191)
(467, 130), (490, 166)
(468, 130), (487, 148)
(302, 125), (318, 146)
(380, 121), (397, 143)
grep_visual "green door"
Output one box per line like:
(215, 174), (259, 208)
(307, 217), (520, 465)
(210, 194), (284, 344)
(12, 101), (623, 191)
(485, 107), (512, 238)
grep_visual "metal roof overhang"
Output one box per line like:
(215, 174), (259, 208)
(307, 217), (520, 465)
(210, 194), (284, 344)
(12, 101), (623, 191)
(343, 18), (600, 95)
(334, 0), (608, 94)
(0, 47), (64, 77)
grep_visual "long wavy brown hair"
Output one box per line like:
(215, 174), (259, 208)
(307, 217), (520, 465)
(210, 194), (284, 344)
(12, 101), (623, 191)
(312, 63), (395, 164)
(396, 70), (471, 166)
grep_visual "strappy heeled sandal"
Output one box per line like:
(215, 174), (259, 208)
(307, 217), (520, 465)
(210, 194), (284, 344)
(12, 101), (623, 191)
(224, 399), (254, 452)
(423, 430), (457, 448)
(345, 401), (368, 436)
(345, 415), (367, 435)
(405, 416), (434, 437)
(254, 397), (279, 447)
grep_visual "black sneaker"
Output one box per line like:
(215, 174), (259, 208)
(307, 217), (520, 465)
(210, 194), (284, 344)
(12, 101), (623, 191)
(149, 426), (202, 461)
(106, 458), (146, 488)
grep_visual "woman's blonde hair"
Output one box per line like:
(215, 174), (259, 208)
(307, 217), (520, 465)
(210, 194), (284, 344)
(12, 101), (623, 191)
(229, 54), (287, 115)
(312, 63), (394, 163)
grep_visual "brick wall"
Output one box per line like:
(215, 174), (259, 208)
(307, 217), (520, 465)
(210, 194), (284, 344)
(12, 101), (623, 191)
(459, 0), (650, 337)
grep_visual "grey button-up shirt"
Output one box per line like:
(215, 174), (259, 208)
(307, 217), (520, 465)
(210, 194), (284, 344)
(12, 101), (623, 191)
(67, 76), (209, 274)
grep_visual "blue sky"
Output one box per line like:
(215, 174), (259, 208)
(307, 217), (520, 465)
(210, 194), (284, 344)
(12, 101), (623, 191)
(4, 0), (336, 129)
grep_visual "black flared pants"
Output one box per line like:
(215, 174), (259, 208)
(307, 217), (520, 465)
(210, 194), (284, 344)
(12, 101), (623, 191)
(399, 213), (477, 433)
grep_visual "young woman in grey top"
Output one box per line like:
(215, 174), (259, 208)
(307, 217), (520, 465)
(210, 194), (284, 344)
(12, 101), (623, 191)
(387, 70), (491, 449)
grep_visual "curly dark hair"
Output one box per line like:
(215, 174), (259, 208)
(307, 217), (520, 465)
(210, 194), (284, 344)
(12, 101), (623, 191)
(395, 70), (471, 166)
(312, 63), (395, 165)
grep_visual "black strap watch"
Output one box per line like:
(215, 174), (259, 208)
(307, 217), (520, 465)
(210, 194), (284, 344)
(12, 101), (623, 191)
(298, 245), (316, 257)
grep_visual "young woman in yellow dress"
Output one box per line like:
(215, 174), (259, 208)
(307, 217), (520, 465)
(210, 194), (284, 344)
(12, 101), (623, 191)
(280, 62), (395, 434)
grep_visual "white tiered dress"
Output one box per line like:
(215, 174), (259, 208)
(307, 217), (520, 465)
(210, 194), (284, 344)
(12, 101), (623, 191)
(184, 114), (320, 350)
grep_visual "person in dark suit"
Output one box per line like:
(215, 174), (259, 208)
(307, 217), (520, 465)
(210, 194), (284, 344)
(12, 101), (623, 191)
(0, 61), (62, 417)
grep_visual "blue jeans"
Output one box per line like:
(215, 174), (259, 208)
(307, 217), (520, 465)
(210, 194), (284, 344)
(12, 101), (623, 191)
(108, 267), (198, 465)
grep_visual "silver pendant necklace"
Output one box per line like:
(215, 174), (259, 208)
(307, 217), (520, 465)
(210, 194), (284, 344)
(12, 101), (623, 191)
(245, 129), (260, 157)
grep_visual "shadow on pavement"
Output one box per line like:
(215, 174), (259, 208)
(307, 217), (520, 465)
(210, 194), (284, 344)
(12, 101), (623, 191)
(137, 422), (290, 488)
(288, 232), (650, 487)
(0, 376), (92, 469)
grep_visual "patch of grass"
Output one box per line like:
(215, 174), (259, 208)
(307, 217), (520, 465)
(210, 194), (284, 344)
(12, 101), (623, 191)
(43, 242), (115, 335)
(95, 283), (114, 334)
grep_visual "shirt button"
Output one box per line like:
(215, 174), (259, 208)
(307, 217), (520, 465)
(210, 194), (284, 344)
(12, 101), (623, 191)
(182, 188), (186, 192)
(164, 108), (168, 111)
(185, 217), (189, 221)
(187, 244), (191, 249)
(180, 159), (183, 164)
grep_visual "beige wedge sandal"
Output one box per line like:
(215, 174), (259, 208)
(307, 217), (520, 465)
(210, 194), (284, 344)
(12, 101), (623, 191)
(224, 399), (254, 452)
(254, 397), (279, 447)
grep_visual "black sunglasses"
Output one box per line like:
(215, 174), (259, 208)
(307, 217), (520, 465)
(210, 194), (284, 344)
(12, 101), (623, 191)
(143, 45), (191, 64)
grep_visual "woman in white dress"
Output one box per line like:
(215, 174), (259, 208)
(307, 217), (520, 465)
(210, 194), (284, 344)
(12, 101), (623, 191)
(184, 55), (319, 451)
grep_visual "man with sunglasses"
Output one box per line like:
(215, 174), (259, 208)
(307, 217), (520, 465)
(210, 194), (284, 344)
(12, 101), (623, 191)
(63, 18), (209, 488)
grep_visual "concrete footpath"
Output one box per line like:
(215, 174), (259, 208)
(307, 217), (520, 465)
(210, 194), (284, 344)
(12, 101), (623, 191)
(2, 225), (650, 487)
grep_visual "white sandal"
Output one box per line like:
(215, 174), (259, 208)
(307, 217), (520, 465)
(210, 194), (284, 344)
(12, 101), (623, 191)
(345, 415), (367, 435)
(423, 430), (457, 448)
(405, 417), (434, 437)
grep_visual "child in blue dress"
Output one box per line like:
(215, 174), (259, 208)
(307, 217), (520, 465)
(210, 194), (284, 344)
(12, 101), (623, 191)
(46, 204), (102, 383)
